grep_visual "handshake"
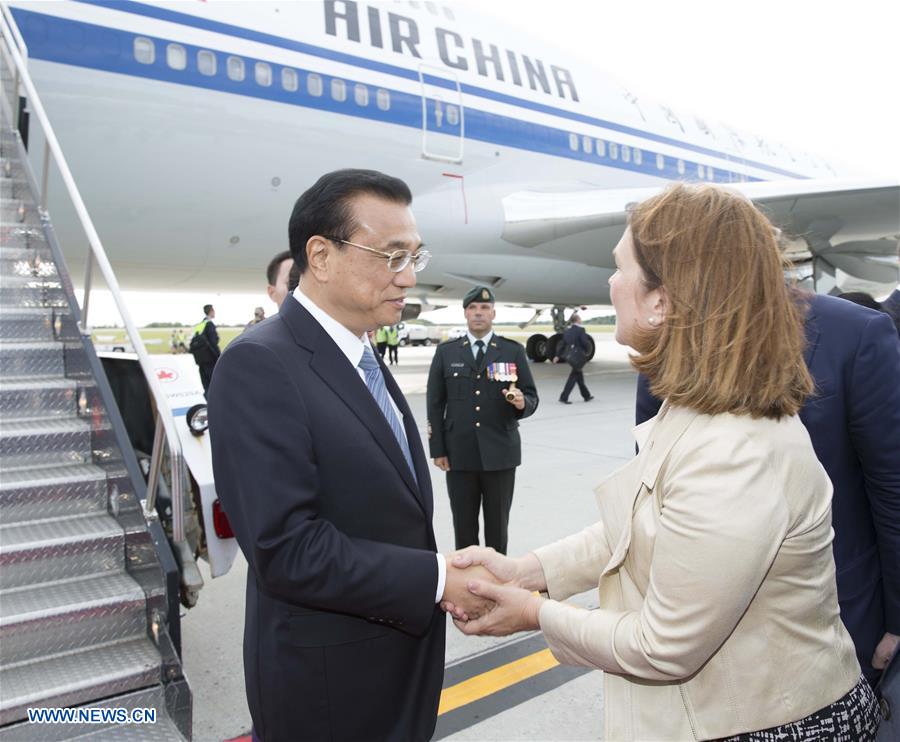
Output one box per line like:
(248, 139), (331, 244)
(438, 547), (548, 637)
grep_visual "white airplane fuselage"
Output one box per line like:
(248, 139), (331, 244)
(8, 0), (833, 307)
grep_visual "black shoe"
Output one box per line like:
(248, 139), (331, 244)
(559, 399), (571, 404)
(584, 396), (595, 402)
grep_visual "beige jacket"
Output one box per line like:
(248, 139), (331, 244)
(534, 403), (860, 741)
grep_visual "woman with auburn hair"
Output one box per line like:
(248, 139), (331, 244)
(444, 183), (880, 740)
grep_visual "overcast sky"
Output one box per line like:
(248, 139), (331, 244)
(90, 0), (899, 326)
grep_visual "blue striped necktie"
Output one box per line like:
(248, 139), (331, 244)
(358, 346), (417, 482)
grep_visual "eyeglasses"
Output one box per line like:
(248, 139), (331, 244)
(324, 236), (431, 273)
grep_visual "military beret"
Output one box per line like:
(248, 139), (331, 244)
(462, 286), (495, 308)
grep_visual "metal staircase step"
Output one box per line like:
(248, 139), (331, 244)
(0, 637), (162, 726)
(0, 572), (148, 666)
(0, 686), (189, 741)
(0, 308), (64, 341)
(0, 199), (41, 226)
(0, 415), (92, 469)
(0, 224), (47, 250)
(0, 463), (109, 523)
(0, 176), (32, 200)
(0, 249), (58, 280)
(0, 377), (85, 420)
(0, 340), (64, 378)
(0, 513), (124, 590)
(0, 274), (67, 308)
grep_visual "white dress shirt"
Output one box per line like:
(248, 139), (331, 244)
(292, 288), (446, 602)
(466, 330), (493, 360)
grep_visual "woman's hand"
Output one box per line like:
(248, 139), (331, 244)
(452, 580), (544, 637)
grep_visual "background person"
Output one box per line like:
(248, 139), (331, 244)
(375, 325), (388, 357)
(265, 250), (294, 308)
(386, 323), (400, 364)
(447, 184), (879, 741)
(208, 169), (493, 742)
(426, 286), (538, 555)
(190, 304), (220, 395)
(555, 313), (594, 404)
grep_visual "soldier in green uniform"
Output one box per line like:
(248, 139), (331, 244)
(426, 286), (538, 554)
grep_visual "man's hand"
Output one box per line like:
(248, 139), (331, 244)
(433, 456), (450, 471)
(452, 580), (544, 637)
(872, 631), (899, 670)
(502, 388), (525, 411)
(441, 561), (497, 620)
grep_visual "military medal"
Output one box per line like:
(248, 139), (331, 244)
(487, 362), (519, 401)
(505, 362), (518, 402)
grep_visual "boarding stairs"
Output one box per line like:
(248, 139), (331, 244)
(0, 7), (190, 740)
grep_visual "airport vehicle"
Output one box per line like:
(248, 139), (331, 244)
(398, 321), (442, 346)
(0, 1), (897, 736)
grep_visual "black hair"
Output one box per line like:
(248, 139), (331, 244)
(287, 261), (301, 294)
(266, 250), (293, 286)
(837, 292), (884, 313)
(203, 304), (213, 316)
(288, 169), (412, 274)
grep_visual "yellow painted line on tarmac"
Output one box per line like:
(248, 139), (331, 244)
(438, 648), (559, 715)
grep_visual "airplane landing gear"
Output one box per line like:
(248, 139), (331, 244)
(524, 305), (596, 363)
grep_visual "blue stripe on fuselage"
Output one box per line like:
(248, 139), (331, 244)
(11, 6), (768, 183)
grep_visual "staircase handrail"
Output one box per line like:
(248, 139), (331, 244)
(0, 6), (186, 544)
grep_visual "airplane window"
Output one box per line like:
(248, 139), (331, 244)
(331, 78), (347, 102)
(354, 83), (369, 106)
(609, 142), (618, 160)
(566, 133), (577, 151)
(376, 89), (391, 111)
(282, 68), (298, 92)
(633, 148), (642, 165)
(595, 139), (605, 157)
(134, 37), (155, 65)
(621, 145), (630, 163)
(307, 73), (323, 97)
(707, 166), (715, 181)
(425, 1), (438, 13)
(166, 43), (187, 71)
(677, 159), (685, 175)
(443, 6), (455, 20)
(656, 153), (664, 170)
(582, 136), (592, 154)
(227, 56), (245, 82)
(255, 62), (272, 87)
(446, 104), (459, 125)
(197, 50), (216, 76)
(697, 164), (705, 178)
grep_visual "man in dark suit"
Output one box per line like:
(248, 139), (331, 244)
(556, 313), (594, 404)
(209, 170), (492, 741)
(426, 287), (538, 555)
(636, 291), (900, 685)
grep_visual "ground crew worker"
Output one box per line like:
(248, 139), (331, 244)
(386, 324), (400, 365)
(375, 325), (388, 357)
(190, 304), (221, 395)
(426, 286), (538, 554)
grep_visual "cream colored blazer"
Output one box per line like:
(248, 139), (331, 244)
(534, 403), (860, 741)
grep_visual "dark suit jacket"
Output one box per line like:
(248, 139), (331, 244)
(209, 298), (445, 741)
(562, 324), (591, 366)
(426, 335), (538, 471)
(636, 293), (900, 681)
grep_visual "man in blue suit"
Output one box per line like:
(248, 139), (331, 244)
(636, 291), (900, 685)
(209, 170), (492, 741)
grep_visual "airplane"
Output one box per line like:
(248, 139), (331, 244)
(5, 0), (899, 366)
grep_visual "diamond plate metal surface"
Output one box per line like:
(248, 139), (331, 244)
(0, 638), (162, 726)
(0, 685), (188, 741)
(0, 377), (82, 419)
(0, 416), (92, 469)
(0, 225), (48, 250)
(0, 201), (41, 226)
(0, 284), (68, 309)
(0, 309), (57, 341)
(0, 463), (108, 524)
(0, 177), (33, 200)
(0, 513), (124, 590)
(0, 341), (65, 378)
(0, 571), (147, 665)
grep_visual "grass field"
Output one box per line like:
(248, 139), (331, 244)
(91, 323), (615, 354)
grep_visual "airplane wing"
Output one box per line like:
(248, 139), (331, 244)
(501, 177), (900, 292)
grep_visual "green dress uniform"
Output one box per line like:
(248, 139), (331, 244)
(426, 333), (538, 554)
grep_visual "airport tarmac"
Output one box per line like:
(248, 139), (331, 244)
(182, 333), (639, 741)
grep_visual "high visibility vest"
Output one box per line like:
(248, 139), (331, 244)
(375, 327), (388, 343)
(386, 326), (399, 345)
(192, 319), (209, 336)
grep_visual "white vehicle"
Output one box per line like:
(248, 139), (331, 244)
(398, 323), (442, 346)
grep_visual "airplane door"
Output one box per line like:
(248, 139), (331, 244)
(418, 64), (464, 164)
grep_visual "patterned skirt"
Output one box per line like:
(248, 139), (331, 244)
(717, 675), (880, 741)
